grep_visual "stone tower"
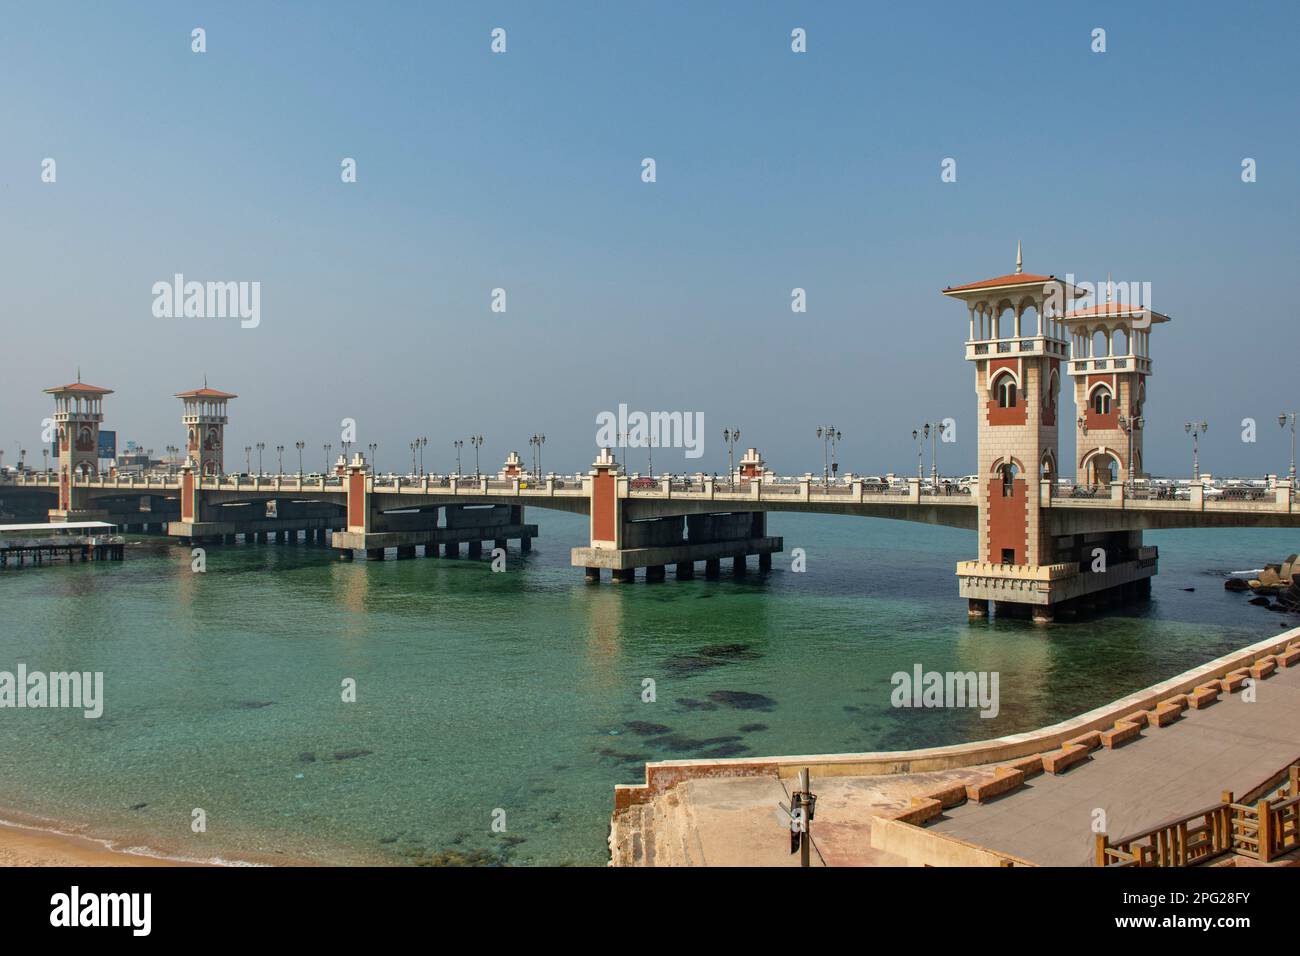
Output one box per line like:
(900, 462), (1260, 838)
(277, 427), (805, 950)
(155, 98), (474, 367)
(1062, 284), (1170, 486)
(177, 385), (236, 476)
(45, 375), (113, 513)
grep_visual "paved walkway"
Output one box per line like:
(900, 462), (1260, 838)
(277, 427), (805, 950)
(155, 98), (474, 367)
(928, 661), (1300, 865)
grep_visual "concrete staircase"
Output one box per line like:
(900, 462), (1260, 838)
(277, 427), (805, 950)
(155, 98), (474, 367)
(610, 783), (706, 866)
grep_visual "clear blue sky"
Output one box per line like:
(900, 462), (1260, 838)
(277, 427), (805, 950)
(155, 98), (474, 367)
(2, 1), (1297, 477)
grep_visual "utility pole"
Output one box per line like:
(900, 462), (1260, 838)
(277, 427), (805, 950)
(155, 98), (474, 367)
(779, 767), (816, 867)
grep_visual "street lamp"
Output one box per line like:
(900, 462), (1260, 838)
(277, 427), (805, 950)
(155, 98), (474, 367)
(453, 439), (464, 476)
(529, 434), (545, 479)
(417, 436), (427, 476)
(911, 426), (929, 483)
(323, 443), (332, 472)
(295, 440), (305, 476)
(245, 445), (252, 474)
(722, 427), (741, 485)
(276, 444), (284, 474)
(1185, 420), (1208, 481)
(409, 440), (417, 475)
(816, 426), (840, 489)
(368, 442), (378, 474)
(1280, 413), (1297, 484)
(914, 421), (941, 486)
(256, 442), (265, 476)
(470, 435), (484, 478)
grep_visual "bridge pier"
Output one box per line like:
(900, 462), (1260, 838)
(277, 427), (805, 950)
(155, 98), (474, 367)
(570, 450), (782, 586)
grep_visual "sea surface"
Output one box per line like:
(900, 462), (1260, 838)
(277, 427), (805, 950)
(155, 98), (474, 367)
(1, 512), (1296, 866)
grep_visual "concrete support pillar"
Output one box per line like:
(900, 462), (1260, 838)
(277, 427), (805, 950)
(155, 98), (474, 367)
(494, 538), (507, 550)
(365, 547), (385, 561)
(758, 552), (772, 572)
(444, 542), (459, 558)
(256, 531), (268, 543)
(584, 566), (601, 583)
(733, 554), (747, 576)
(705, 558), (721, 579)
(675, 561), (694, 580)
(612, 568), (634, 584)
(396, 545), (416, 559)
(224, 534), (236, 544)
(424, 540), (438, 557)
(967, 598), (990, 618)
(520, 535), (532, 553)
(645, 565), (666, 583)
(468, 540), (482, 559)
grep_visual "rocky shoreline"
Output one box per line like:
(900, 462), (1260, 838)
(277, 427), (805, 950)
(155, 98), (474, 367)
(1224, 553), (1300, 614)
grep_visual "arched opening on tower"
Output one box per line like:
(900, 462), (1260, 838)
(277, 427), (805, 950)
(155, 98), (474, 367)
(1091, 328), (1111, 358)
(993, 372), (1017, 409)
(1091, 384), (1113, 416)
(1086, 452), (1120, 488)
(999, 462), (1020, 497)
(1113, 327), (1129, 356)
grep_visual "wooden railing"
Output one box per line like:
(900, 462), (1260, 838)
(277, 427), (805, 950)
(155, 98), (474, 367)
(1096, 764), (1300, 866)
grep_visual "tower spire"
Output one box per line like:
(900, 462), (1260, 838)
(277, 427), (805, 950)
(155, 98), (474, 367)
(1015, 240), (1023, 275)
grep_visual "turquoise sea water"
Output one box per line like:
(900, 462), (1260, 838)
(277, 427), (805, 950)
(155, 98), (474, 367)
(0, 512), (1296, 866)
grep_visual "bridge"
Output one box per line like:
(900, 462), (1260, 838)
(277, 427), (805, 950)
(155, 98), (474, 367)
(7, 251), (1299, 618)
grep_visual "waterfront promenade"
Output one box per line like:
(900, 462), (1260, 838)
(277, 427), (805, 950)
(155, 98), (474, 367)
(611, 626), (1300, 866)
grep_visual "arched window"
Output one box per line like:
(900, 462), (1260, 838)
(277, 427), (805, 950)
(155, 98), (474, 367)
(994, 373), (1017, 409)
(1092, 385), (1112, 416)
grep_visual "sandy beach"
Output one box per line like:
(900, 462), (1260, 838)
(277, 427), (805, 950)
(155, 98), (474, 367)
(0, 818), (184, 867)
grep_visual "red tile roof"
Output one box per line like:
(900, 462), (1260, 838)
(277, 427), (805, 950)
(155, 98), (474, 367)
(175, 387), (238, 399)
(1065, 303), (1170, 322)
(944, 272), (1057, 293)
(44, 382), (113, 395)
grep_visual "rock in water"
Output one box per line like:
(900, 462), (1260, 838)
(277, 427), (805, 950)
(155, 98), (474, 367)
(707, 690), (778, 711)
